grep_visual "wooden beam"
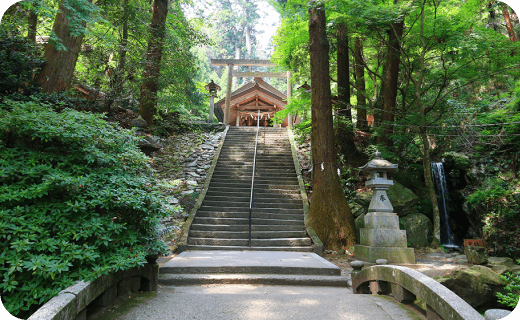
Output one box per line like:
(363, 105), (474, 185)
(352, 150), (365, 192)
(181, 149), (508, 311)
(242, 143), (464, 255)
(232, 71), (287, 78)
(211, 59), (275, 67)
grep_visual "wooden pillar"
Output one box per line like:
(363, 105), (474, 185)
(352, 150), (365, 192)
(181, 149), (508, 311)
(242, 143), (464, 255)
(236, 113), (240, 126)
(208, 95), (214, 123)
(224, 64), (233, 125)
(287, 71), (293, 127)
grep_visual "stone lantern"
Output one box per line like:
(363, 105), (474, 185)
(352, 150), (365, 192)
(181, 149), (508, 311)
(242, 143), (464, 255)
(354, 151), (415, 264)
(205, 80), (221, 123)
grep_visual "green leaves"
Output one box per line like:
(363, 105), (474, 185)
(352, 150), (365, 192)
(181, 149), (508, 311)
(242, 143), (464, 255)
(0, 99), (168, 318)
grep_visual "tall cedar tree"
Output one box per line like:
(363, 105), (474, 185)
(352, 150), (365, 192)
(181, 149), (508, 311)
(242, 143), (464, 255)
(354, 37), (368, 131)
(380, 11), (404, 146)
(138, 0), (169, 126)
(37, 0), (90, 92)
(336, 24), (362, 166)
(308, 5), (355, 251)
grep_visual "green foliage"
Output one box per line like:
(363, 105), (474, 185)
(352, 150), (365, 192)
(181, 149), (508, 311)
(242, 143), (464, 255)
(497, 269), (520, 309)
(0, 29), (44, 97)
(0, 99), (169, 318)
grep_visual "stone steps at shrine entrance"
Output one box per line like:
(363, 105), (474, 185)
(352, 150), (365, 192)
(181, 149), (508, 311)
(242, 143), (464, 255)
(187, 126), (313, 252)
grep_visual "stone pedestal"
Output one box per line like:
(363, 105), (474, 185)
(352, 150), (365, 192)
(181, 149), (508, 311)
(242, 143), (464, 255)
(355, 212), (415, 264)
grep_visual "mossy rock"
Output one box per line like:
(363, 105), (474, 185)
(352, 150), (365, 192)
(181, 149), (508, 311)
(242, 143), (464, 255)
(353, 181), (419, 217)
(400, 213), (432, 247)
(443, 152), (471, 170)
(349, 202), (366, 218)
(354, 214), (365, 244)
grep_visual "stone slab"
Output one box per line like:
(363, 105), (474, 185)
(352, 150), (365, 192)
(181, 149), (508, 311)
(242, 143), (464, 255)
(360, 228), (407, 247)
(364, 212), (400, 229)
(160, 250), (340, 276)
(354, 245), (415, 264)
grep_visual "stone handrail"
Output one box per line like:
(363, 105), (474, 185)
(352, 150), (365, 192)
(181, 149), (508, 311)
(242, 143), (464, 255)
(287, 127), (323, 256)
(177, 125), (229, 253)
(351, 264), (484, 320)
(27, 263), (158, 320)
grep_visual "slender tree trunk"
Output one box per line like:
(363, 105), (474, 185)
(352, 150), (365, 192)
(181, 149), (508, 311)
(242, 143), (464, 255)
(355, 37), (368, 131)
(37, 0), (89, 92)
(308, 5), (355, 251)
(380, 17), (404, 146)
(420, 133), (441, 248)
(487, 1), (499, 32)
(510, 11), (520, 41)
(336, 24), (359, 166)
(104, 0), (129, 114)
(233, 36), (240, 90)
(27, 6), (38, 43)
(138, 0), (169, 127)
(502, 5), (517, 42)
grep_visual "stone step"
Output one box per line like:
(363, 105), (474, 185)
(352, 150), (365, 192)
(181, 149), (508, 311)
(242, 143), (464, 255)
(158, 274), (349, 287)
(194, 211), (304, 221)
(205, 188), (300, 196)
(185, 245), (314, 252)
(187, 238), (312, 247)
(189, 230), (307, 239)
(198, 205), (303, 214)
(204, 195), (301, 203)
(199, 202), (302, 210)
(190, 224), (305, 232)
(207, 182), (299, 190)
(192, 217), (305, 226)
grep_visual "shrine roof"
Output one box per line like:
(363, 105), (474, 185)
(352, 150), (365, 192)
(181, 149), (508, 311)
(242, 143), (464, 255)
(215, 78), (287, 107)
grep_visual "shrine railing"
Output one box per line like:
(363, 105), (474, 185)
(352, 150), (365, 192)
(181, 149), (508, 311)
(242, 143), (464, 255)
(249, 110), (260, 246)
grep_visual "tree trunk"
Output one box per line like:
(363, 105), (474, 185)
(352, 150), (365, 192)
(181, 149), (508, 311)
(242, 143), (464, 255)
(502, 5), (517, 42)
(420, 133), (441, 248)
(37, 0), (89, 93)
(138, 0), (169, 127)
(104, 0), (129, 114)
(380, 18), (404, 146)
(354, 37), (368, 131)
(308, 5), (355, 251)
(336, 24), (360, 166)
(27, 6), (38, 43)
(233, 39), (240, 90)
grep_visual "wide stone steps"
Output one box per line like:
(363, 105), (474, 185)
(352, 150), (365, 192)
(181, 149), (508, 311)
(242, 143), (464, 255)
(187, 127), (312, 252)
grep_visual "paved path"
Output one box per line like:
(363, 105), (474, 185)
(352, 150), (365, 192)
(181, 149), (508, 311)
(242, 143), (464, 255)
(117, 285), (421, 320)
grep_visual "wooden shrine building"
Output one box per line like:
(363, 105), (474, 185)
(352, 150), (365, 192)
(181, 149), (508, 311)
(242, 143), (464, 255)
(214, 77), (291, 127)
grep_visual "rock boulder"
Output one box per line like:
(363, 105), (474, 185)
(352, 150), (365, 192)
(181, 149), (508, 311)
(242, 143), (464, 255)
(435, 265), (506, 308)
(465, 245), (488, 265)
(400, 213), (432, 247)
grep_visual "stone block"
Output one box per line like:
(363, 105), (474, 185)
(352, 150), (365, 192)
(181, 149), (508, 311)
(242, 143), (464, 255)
(360, 228), (407, 247)
(426, 305), (443, 320)
(27, 293), (77, 320)
(91, 285), (117, 307)
(368, 190), (394, 213)
(370, 280), (391, 295)
(484, 309), (512, 320)
(117, 278), (132, 297)
(364, 212), (400, 229)
(465, 245), (488, 265)
(354, 245), (415, 264)
(391, 283), (416, 303)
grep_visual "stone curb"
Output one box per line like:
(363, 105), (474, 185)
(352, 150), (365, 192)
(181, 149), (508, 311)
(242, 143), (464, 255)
(158, 273), (351, 287)
(177, 125), (229, 253)
(287, 127), (323, 256)
(28, 264), (158, 320)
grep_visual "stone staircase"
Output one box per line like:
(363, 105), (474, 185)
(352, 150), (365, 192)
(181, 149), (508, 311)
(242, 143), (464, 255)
(187, 126), (313, 252)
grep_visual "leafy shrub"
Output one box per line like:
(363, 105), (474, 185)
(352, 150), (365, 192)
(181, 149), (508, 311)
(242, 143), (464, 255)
(497, 268), (520, 309)
(0, 99), (169, 318)
(0, 29), (44, 97)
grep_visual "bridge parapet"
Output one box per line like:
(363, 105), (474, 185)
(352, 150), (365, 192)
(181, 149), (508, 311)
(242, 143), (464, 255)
(351, 265), (484, 320)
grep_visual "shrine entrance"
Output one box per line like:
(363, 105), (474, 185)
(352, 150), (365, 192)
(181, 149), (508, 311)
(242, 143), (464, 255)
(210, 59), (297, 127)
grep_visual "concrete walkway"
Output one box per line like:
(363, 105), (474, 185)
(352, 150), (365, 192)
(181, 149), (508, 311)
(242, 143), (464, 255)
(117, 285), (422, 320)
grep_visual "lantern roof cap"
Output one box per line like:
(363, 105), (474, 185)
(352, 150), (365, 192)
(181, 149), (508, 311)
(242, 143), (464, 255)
(358, 150), (398, 172)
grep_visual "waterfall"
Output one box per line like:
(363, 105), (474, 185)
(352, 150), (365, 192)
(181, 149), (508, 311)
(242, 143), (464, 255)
(431, 162), (457, 248)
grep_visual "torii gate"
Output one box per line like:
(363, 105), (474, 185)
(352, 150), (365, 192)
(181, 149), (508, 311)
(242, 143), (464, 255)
(210, 59), (293, 126)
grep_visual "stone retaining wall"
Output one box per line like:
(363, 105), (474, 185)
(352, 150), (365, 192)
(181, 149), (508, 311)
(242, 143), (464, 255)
(28, 264), (158, 320)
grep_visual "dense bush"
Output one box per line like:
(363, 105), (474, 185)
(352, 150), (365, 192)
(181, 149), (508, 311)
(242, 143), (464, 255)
(0, 99), (169, 318)
(0, 29), (44, 97)
(497, 266), (520, 309)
